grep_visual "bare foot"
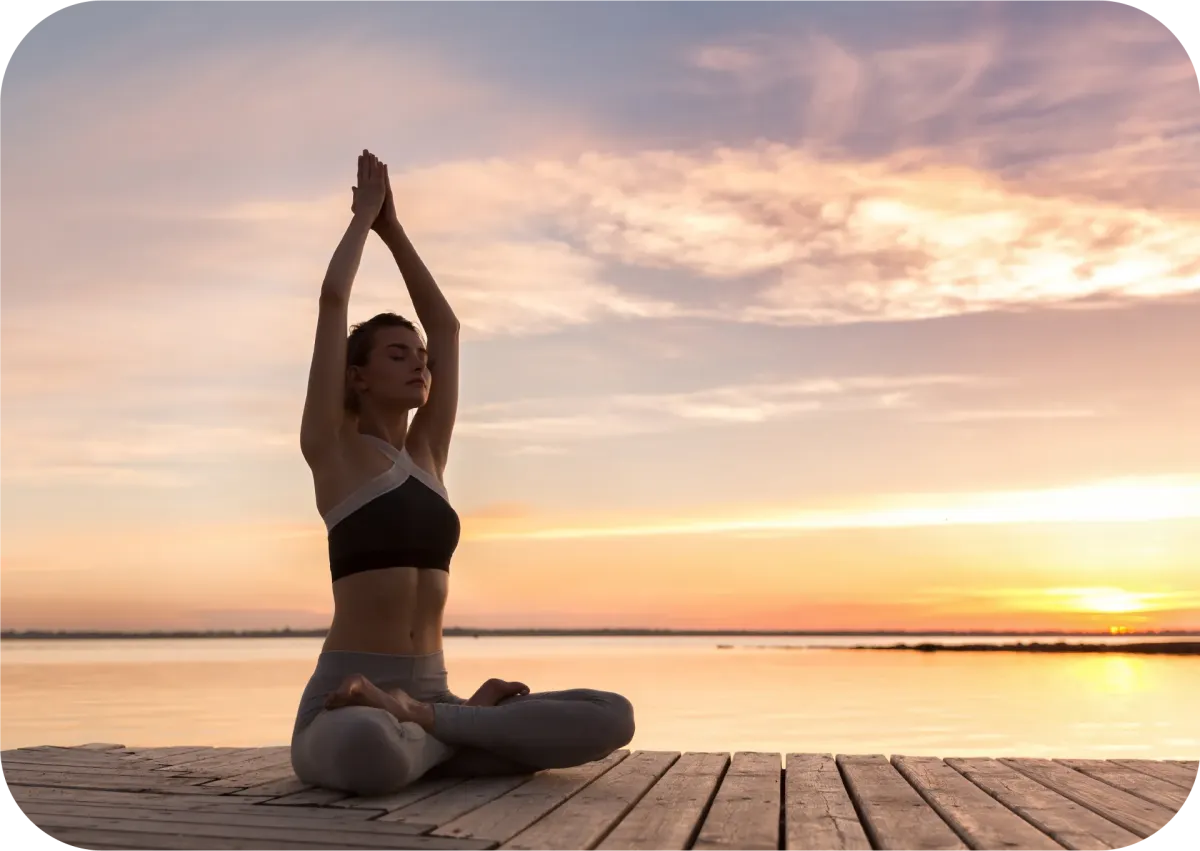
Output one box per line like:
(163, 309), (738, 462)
(324, 674), (436, 731)
(467, 678), (530, 707)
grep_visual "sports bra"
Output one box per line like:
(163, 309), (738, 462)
(322, 434), (461, 581)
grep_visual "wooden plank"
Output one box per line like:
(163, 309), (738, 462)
(147, 747), (245, 768)
(377, 776), (527, 826)
(3, 749), (139, 769)
(21, 800), (430, 836)
(122, 746), (213, 759)
(51, 835), (456, 849)
(433, 750), (628, 844)
(2, 768), (227, 794)
(3, 761), (205, 780)
(29, 812), (496, 849)
(78, 743), (128, 751)
(837, 754), (966, 850)
(203, 761), (297, 790)
(893, 756), (1060, 850)
(1001, 758), (1175, 838)
(1170, 760), (1198, 769)
(15, 796), (382, 822)
(599, 752), (728, 851)
(232, 776), (313, 798)
(503, 751), (678, 850)
(261, 786), (353, 806)
(1055, 759), (1190, 809)
(1112, 759), (1198, 790)
(334, 776), (465, 811)
(693, 752), (781, 851)
(40, 824), (419, 851)
(947, 757), (1140, 850)
(161, 747), (282, 775)
(8, 785), (273, 808)
(783, 753), (871, 850)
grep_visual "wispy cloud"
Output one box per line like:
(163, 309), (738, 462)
(457, 374), (978, 440)
(464, 476), (1200, 541)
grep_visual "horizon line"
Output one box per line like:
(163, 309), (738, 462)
(4, 627), (1197, 639)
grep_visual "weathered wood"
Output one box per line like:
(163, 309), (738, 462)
(21, 799), (404, 826)
(78, 743), (128, 751)
(39, 825), (492, 849)
(203, 762), (298, 790)
(1001, 758), (1175, 838)
(947, 757), (1140, 850)
(28, 812), (497, 849)
(693, 752), (781, 851)
(504, 751), (678, 850)
(378, 776), (530, 826)
(20, 800), (430, 836)
(334, 776), (466, 812)
(4, 761), (206, 780)
(260, 786), (352, 806)
(433, 751), (628, 844)
(599, 752), (728, 851)
(893, 755), (1060, 850)
(1055, 759), (1191, 809)
(132, 747), (229, 766)
(3, 747), (137, 767)
(8, 786), (273, 808)
(837, 754), (966, 850)
(161, 747), (283, 775)
(233, 776), (313, 797)
(1112, 759), (1198, 790)
(2, 768), (227, 794)
(12, 744), (1194, 851)
(783, 753), (871, 850)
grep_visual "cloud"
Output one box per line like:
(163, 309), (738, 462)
(463, 475), (1200, 542)
(913, 408), (1100, 424)
(675, 10), (1200, 223)
(457, 373), (979, 440)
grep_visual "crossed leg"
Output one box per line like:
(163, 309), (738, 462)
(290, 687), (635, 795)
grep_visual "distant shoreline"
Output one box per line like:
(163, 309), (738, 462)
(2, 628), (1197, 641)
(837, 641), (1200, 655)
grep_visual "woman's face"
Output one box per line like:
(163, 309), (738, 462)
(354, 325), (431, 410)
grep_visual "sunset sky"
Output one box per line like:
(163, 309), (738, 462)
(2, 2), (1199, 632)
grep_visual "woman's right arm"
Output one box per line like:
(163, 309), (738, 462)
(299, 216), (372, 464)
(300, 152), (388, 464)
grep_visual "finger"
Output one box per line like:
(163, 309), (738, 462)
(358, 153), (365, 187)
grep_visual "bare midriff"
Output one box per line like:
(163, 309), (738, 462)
(322, 567), (449, 655)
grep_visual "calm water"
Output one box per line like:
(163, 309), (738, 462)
(2, 636), (1197, 758)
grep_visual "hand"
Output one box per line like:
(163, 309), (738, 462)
(466, 678), (530, 707)
(372, 159), (400, 235)
(350, 149), (387, 221)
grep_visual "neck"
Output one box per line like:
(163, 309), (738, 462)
(354, 409), (410, 447)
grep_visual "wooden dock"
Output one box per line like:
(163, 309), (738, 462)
(2, 745), (1195, 849)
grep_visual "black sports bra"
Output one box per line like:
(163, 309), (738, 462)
(322, 435), (461, 581)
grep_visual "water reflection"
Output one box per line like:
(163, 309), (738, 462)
(1, 637), (1196, 758)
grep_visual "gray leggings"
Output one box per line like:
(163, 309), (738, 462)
(290, 650), (635, 796)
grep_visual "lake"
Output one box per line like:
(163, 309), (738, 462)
(2, 635), (1197, 758)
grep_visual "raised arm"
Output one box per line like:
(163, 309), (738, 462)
(300, 152), (387, 465)
(373, 163), (461, 476)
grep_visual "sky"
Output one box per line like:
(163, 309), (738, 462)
(2, 1), (1199, 633)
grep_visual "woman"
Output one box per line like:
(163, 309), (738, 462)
(290, 150), (635, 796)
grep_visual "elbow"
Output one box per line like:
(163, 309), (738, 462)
(319, 284), (349, 306)
(426, 316), (460, 338)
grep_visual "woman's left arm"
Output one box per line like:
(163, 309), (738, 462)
(374, 165), (460, 476)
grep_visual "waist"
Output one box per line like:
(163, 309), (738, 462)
(327, 568), (447, 654)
